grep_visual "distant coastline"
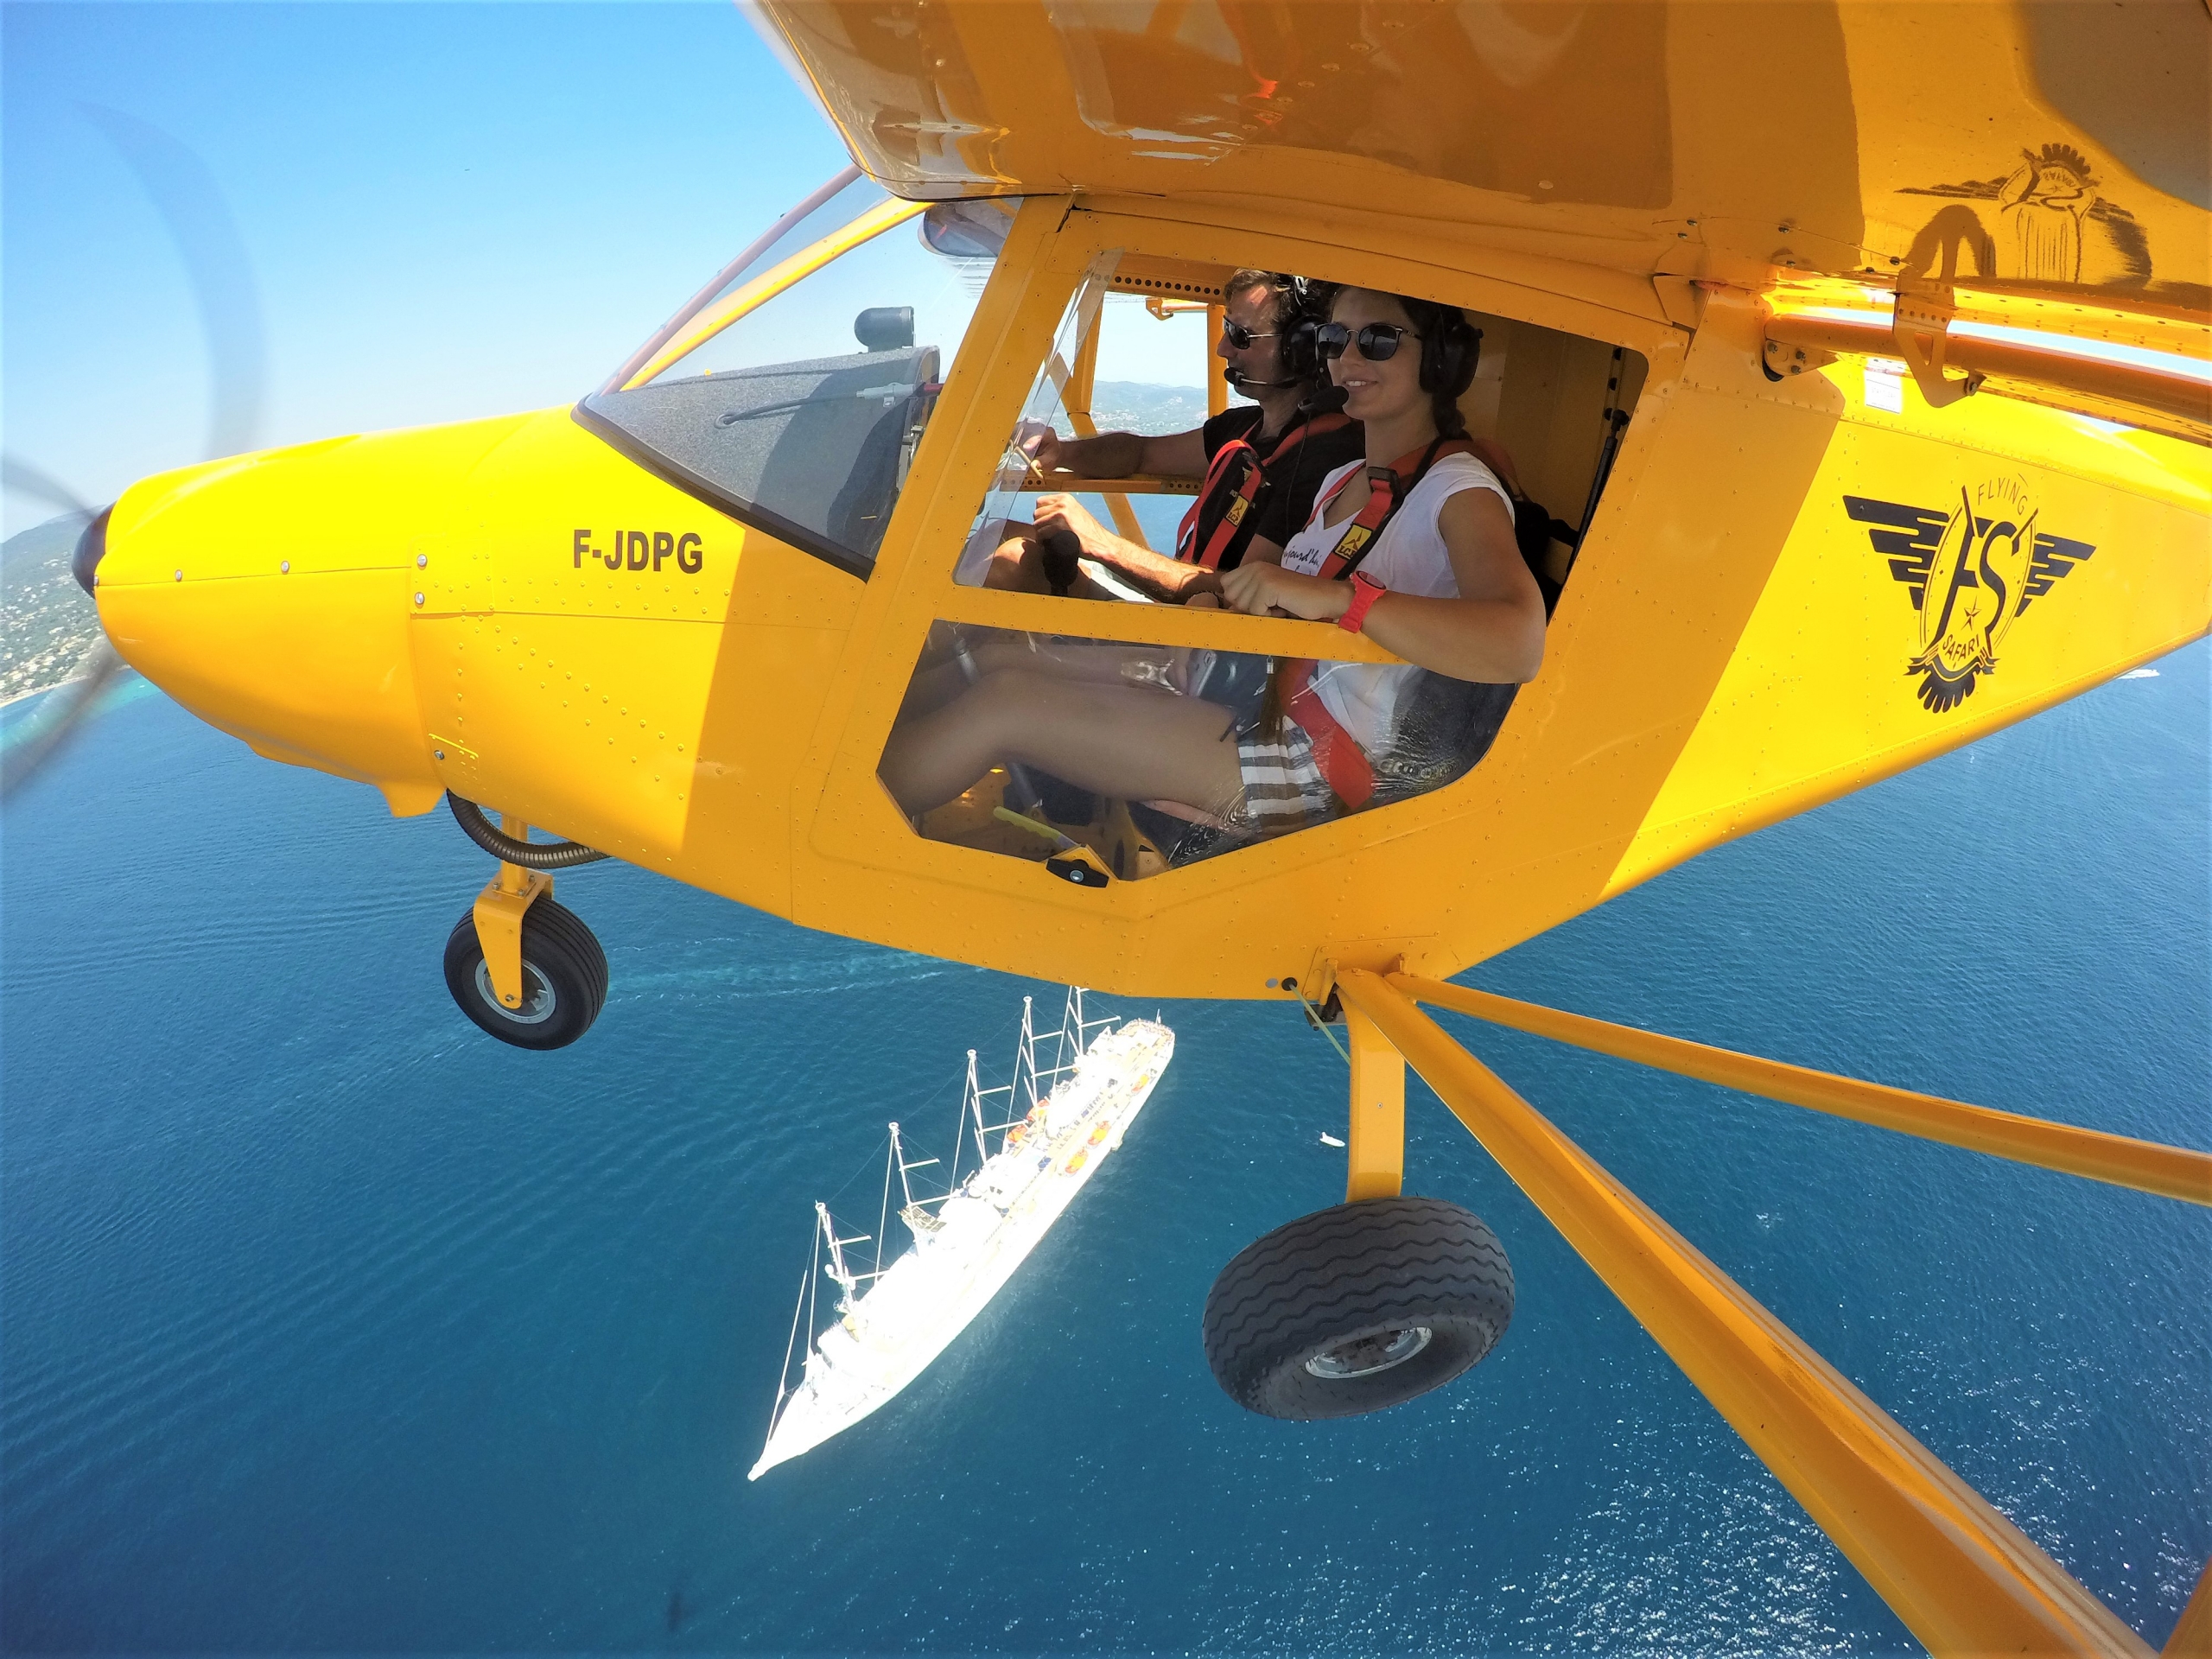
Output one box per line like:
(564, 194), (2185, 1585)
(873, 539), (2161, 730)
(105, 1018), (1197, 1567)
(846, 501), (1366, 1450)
(3, 513), (100, 708)
(2, 675), (90, 714)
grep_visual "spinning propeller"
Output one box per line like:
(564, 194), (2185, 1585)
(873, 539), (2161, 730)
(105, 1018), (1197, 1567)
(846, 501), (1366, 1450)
(1, 105), (265, 798)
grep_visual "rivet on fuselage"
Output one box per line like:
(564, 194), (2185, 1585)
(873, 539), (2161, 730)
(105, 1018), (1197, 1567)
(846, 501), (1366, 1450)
(280, 560), (290, 573)
(174, 569), (183, 581)
(416, 554), (429, 568)
(414, 592), (426, 606)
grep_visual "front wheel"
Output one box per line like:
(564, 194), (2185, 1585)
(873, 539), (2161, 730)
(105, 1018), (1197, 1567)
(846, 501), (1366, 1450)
(442, 897), (607, 1051)
(1202, 1196), (1513, 1420)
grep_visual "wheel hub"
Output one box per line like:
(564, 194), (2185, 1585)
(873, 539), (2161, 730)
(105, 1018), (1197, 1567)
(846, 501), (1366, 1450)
(1304, 1324), (1433, 1380)
(474, 960), (556, 1024)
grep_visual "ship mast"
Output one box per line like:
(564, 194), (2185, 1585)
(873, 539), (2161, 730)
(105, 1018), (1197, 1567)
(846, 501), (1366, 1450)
(815, 1200), (872, 1312)
(1015, 995), (1040, 1114)
(951, 1049), (992, 1182)
(890, 1122), (945, 1236)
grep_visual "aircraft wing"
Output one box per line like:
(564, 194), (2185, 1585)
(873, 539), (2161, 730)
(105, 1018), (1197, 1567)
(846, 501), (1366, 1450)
(753, 1), (2209, 322)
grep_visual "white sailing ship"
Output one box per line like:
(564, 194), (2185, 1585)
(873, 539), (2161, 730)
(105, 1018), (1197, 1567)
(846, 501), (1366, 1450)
(750, 989), (1174, 1479)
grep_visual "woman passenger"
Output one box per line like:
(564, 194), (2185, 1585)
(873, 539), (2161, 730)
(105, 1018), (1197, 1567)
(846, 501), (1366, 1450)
(876, 287), (1546, 833)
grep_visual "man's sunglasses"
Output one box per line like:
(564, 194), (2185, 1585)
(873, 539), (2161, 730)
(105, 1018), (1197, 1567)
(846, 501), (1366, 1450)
(1315, 321), (1422, 362)
(1219, 318), (1280, 350)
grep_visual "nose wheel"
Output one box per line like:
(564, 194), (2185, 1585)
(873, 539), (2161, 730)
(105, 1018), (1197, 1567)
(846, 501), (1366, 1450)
(437, 801), (609, 1050)
(442, 893), (607, 1050)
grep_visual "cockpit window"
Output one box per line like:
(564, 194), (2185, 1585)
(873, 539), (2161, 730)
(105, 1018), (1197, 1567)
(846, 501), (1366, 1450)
(880, 622), (1517, 880)
(952, 251), (1224, 588)
(880, 243), (1648, 880)
(576, 194), (1007, 577)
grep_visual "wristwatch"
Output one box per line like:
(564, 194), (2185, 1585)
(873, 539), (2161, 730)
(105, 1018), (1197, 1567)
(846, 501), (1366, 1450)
(1337, 571), (1386, 632)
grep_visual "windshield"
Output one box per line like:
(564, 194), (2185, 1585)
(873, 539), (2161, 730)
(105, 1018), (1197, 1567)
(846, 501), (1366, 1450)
(577, 190), (1009, 577)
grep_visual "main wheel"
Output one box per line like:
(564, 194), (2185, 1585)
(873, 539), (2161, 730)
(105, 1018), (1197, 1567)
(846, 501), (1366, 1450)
(442, 897), (607, 1051)
(1203, 1195), (1513, 1420)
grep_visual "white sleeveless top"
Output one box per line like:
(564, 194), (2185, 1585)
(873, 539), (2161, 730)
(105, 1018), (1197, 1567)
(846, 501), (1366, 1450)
(1277, 453), (1514, 757)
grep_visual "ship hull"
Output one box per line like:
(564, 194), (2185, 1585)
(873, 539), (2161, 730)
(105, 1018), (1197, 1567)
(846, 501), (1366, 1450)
(749, 1019), (1173, 1478)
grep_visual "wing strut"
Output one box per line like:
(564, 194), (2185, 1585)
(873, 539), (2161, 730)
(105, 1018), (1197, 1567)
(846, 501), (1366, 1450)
(1393, 976), (2211, 1206)
(1332, 967), (2152, 1658)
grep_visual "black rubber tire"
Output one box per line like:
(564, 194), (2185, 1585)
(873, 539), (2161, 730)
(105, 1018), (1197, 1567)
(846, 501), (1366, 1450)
(1203, 1196), (1513, 1420)
(441, 897), (608, 1051)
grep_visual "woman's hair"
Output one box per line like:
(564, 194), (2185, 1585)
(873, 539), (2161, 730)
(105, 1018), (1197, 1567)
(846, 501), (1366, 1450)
(1399, 294), (1473, 439)
(1333, 288), (1473, 440)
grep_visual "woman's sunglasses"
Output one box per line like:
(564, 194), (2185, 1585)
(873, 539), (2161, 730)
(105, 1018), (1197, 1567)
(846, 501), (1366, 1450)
(1218, 318), (1279, 350)
(1315, 321), (1421, 363)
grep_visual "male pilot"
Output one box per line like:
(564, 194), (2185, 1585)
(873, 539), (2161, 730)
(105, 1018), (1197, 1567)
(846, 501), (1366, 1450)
(985, 270), (1367, 604)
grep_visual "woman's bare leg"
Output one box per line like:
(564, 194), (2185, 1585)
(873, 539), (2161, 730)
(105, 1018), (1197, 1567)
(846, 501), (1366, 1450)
(969, 636), (1182, 688)
(879, 670), (1244, 818)
(899, 632), (1181, 727)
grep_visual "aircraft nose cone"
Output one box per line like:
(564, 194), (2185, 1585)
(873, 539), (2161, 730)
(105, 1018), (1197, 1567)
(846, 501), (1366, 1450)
(72, 505), (111, 594)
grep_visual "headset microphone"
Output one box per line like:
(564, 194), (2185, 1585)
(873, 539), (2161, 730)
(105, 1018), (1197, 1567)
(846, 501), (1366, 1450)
(1225, 365), (1300, 391)
(1300, 382), (1350, 414)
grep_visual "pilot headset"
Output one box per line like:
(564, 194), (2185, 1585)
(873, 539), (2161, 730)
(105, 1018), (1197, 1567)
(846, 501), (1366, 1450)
(1274, 274), (1334, 388)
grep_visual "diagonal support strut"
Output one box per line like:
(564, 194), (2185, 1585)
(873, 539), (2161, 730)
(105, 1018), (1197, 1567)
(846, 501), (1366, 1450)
(1332, 968), (2152, 1658)
(1393, 976), (2212, 1206)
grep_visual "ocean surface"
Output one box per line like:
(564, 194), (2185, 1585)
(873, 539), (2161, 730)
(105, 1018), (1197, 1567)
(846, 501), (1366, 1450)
(2, 645), (2205, 1656)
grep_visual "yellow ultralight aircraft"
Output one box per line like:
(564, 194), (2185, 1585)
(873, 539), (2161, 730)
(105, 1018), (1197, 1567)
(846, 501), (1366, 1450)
(53, 3), (2212, 1651)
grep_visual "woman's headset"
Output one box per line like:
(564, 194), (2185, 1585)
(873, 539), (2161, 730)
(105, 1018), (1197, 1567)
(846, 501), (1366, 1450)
(1403, 298), (1482, 400)
(1282, 280), (1480, 400)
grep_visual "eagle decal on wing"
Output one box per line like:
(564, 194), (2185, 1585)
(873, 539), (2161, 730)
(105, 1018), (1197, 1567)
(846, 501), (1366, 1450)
(1845, 489), (2095, 713)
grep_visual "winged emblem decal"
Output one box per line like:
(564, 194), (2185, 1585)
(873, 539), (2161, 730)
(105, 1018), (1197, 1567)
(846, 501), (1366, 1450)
(1846, 483), (2095, 713)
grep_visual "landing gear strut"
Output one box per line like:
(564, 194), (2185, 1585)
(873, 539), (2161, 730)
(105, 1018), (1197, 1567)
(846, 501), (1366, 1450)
(441, 800), (608, 1050)
(1201, 973), (1514, 1417)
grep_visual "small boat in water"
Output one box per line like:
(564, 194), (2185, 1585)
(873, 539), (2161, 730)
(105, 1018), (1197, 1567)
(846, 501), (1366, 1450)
(750, 988), (1173, 1479)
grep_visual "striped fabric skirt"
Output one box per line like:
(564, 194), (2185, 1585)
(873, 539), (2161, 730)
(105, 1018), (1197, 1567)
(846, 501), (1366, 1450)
(1232, 715), (1340, 835)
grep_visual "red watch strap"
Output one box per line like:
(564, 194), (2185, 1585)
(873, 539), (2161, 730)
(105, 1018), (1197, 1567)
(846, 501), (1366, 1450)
(1337, 572), (1385, 632)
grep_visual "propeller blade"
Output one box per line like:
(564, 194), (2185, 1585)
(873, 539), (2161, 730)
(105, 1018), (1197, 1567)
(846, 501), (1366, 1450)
(79, 103), (266, 462)
(0, 641), (125, 799)
(4, 111), (269, 800)
(1, 456), (93, 518)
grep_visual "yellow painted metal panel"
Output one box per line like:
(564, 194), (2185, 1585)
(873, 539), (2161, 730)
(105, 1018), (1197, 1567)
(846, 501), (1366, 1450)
(1836, 4), (2209, 308)
(1613, 378), (2212, 895)
(2169, 1558), (2212, 1656)
(761, 3), (2209, 324)
(404, 407), (865, 916)
(473, 864), (551, 1010)
(94, 416), (531, 798)
(1343, 1006), (1405, 1202)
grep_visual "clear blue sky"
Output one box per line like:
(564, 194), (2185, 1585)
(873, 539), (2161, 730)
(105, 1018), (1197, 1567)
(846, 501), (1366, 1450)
(3, 2), (855, 537)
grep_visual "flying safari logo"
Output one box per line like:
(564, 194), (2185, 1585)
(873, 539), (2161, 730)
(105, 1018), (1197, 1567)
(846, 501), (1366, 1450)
(1845, 480), (2096, 713)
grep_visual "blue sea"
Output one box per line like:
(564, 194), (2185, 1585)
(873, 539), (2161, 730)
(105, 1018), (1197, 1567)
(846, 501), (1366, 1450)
(3, 646), (2206, 1656)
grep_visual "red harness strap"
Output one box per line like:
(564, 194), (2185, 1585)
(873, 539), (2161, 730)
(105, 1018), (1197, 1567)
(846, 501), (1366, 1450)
(1306, 435), (1474, 578)
(1279, 658), (1376, 808)
(1277, 436), (1477, 809)
(1174, 411), (1351, 570)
